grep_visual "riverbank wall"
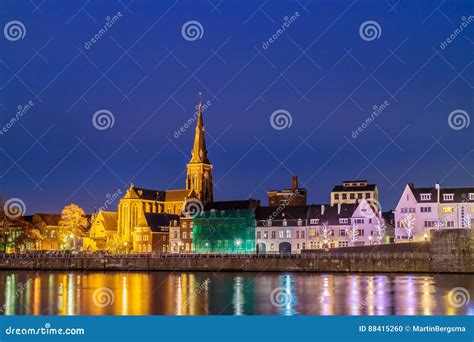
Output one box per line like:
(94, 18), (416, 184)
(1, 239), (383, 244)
(0, 229), (471, 273)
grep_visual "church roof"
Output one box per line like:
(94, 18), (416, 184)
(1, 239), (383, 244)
(164, 189), (189, 202)
(189, 94), (210, 164)
(97, 211), (118, 231)
(123, 185), (188, 202)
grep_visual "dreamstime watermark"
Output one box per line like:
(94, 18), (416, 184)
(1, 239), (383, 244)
(84, 11), (123, 49)
(174, 100), (212, 139)
(181, 20), (204, 41)
(0, 279), (32, 313)
(5, 323), (85, 336)
(270, 109), (292, 130)
(447, 287), (470, 308)
(448, 109), (470, 130)
(92, 109), (115, 130)
(98, 189), (123, 212)
(440, 16), (474, 50)
(182, 278), (211, 308)
(262, 11), (301, 49)
(92, 287), (115, 307)
(262, 191), (303, 226)
(351, 100), (390, 139)
(3, 198), (26, 219)
(0, 100), (34, 136)
(270, 287), (292, 308)
(3, 20), (26, 41)
(183, 198), (204, 219)
(359, 20), (381, 41)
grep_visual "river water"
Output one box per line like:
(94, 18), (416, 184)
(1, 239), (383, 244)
(0, 271), (472, 315)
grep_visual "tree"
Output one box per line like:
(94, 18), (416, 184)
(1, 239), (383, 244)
(347, 223), (359, 246)
(59, 204), (88, 250)
(374, 217), (386, 243)
(402, 213), (415, 240)
(0, 195), (42, 252)
(319, 222), (331, 248)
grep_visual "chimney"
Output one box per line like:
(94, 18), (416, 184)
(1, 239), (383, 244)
(292, 176), (298, 192)
(321, 204), (325, 216)
(435, 182), (441, 203)
(337, 203), (341, 215)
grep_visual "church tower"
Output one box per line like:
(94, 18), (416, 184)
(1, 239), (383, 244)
(186, 93), (214, 204)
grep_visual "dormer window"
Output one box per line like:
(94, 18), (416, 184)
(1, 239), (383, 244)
(339, 218), (348, 224)
(469, 193), (474, 201)
(420, 194), (431, 201)
(310, 219), (319, 225)
(443, 194), (454, 201)
(297, 219), (302, 226)
(267, 219), (272, 227)
(283, 219), (288, 227)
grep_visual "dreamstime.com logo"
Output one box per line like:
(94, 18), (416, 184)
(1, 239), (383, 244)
(359, 20), (381, 41)
(3, 198), (26, 219)
(270, 287), (292, 308)
(5, 323), (85, 336)
(92, 287), (115, 307)
(447, 287), (470, 308)
(270, 109), (292, 130)
(181, 20), (204, 41)
(3, 20), (26, 41)
(448, 109), (470, 131)
(92, 109), (115, 130)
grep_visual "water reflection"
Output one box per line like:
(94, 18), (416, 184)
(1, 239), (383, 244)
(0, 271), (472, 316)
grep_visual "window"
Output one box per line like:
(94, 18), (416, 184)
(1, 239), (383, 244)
(143, 235), (148, 241)
(296, 231), (300, 239)
(162, 235), (166, 241)
(342, 194), (347, 200)
(286, 230), (291, 238)
(442, 207), (454, 213)
(271, 231), (276, 239)
(409, 208), (416, 213)
(190, 232), (193, 239)
(358, 193), (363, 199)
(136, 235), (141, 241)
(338, 241), (349, 248)
(182, 223), (187, 229)
(334, 194), (340, 200)
(420, 194), (431, 201)
(264, 231), (268, 239)
(182, 232), (187, 239)
(443, 194), (454, 201)
(310, 229), (317, 237)
(353, 218), (364, 224)
(297, 243), (300, 250)
(302, 243), (306, 250)
(350, 193), (355, 199)
(267, 219), (272, 226)
(297, 219), (302, 226)
(446, 221), (454, 228)
(340, 229), (347, 236)
(257, 231), (261, 239)
(469, 193), (474, 201)
(420, 207), (431, 213)
(310, 219), (319, 225)
(279, 230), (284, 239)
(301, 231), (305, 239)
(339, 218), (349, 224)
(283, 219), (288, 227)
(366, 193), (371, 198)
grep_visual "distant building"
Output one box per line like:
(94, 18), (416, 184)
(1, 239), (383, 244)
(133, 213), (179, 253)
(330, 180), (378, 206)
(170, 216), (194, 253)
(267, 176), (307, 207)
(25, 213), (62, 250)
(88, 211), (118, 251)
(193, 200), (259, 254)
(394, 183), (474, 242)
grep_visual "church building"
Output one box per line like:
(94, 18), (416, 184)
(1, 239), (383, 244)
(115, 95), (214, 253)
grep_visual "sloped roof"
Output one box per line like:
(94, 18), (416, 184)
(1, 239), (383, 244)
(142, 213), (180, 232)
(32, 213), (61, 226)
(307, 204), (358, 225)
(99, 211), (118, 231)
(409, 183), (474, 203)
(204, 199), (260, 211)
(165, 189), (189, 202)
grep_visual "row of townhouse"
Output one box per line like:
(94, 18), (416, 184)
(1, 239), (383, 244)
(394, 183), (474, 242)
(255, 200), (388, 254)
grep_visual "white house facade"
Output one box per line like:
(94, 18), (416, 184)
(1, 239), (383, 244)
(394, 183), (474, 242)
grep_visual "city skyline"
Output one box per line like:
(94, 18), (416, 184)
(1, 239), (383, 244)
(1, 1), (473, 216)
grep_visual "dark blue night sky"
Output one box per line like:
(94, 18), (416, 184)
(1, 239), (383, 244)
(1, 0), (473, 214)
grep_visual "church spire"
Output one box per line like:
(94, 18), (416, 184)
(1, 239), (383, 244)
(190, 92), (210, 164)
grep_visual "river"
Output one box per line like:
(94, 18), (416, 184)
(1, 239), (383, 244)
(0, 271), (472, 315)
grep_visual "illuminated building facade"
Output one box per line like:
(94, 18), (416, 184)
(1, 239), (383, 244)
(193, 200), (259, 253)
(394, 183), (474, 242)
(330, 180), (378, 206)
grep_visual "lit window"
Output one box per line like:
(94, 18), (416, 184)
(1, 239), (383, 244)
(442, 207), (454, 213)
(469, 193), (474, 201)
(310, 229), (316, 237)
(283, 219), (287, 227)
(278, 231), (284, 239)
(297, 219), (302, 226)
(182, 232), (187, 239)
(286, 230), (291, 238)
(339, 218), (348, 224)
(310, 219), (319, 225)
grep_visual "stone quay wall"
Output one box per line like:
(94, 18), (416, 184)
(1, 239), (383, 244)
(0, 229), (471, 274)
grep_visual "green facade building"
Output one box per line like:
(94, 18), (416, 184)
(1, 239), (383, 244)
(193, 208), (256, 254)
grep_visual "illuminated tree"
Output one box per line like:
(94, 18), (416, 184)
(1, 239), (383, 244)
(347, 223), (359, 246)
(402, 213), (415, 240)
(462, 213), (472, 229)
(374, 217), (386, 243)
(319, 222), (331, 248)
(59, 204), (88, 250)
